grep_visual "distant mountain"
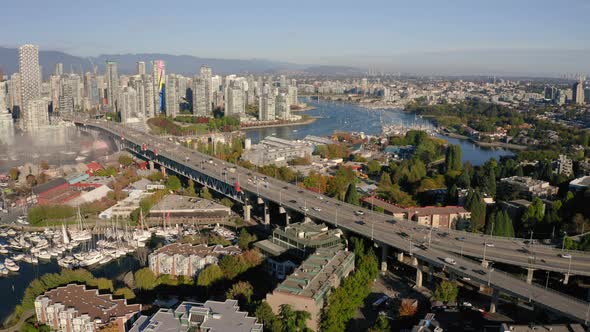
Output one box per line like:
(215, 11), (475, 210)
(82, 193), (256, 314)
(0, 47), (360, 78)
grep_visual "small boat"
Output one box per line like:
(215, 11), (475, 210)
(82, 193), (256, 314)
(4, 260), (19, 272)
(37, 251), (52, 260)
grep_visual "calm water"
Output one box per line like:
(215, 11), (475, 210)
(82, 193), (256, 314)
(0, 253), (142, 324)
(245, 99), (514, 166)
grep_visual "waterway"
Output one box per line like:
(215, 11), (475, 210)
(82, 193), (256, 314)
(245, 99), (514, 166)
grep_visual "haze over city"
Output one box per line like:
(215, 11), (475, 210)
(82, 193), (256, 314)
(0, 2), (589, 332)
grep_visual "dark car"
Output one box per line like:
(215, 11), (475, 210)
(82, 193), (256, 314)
(473, 269), (487, 275)
(297, 190), (304, 193)
(355, 220), (366, 225)
(283, 186), (288, 190)
(289, 200), (297, 203)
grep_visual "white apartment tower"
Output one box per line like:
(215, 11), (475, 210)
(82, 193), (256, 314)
(137, 61), (146, 76)
(200, 66), (212, 114)
(193, 77), (208, 116)
(275, 93), (290, 120)
(19, 44), (42, 131)
(259, 93), (275, 121)
(165, 74), (179, 117)
(226, 82), (245, 117)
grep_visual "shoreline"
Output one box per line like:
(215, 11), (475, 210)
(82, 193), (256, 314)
(439, 131), (527, 151)
(240, 117), (317, 130)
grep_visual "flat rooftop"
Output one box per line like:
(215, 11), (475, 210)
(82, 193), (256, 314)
(151, 194), (230, 213)
(276, 247), (354, 300)
(152, 243), (241, 258)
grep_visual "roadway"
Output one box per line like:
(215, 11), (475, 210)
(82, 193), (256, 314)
(74, 118), (590, 322)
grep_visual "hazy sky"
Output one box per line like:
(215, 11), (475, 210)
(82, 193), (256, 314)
(3, 0), (590, 73)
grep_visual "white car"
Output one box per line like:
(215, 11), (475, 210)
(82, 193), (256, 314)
(560, 253), (572, 259)
(485, 243), (495, 247)
(301, 207), (309, 212)
(444, 257), (457, 265)
(355, 210), (365, 216)
(317, 196), (324, 200)
(312, 207), (322, 212)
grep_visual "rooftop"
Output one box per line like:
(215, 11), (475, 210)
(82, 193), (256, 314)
(37, 284), (140, 324)
(500, 323), (585, 332)
(570, 176), (590, 188)
(151, 194), (230, 213)
(272, 222), (342, 247)
(152, 243), (241, 258)
(275, 247), (354, 300)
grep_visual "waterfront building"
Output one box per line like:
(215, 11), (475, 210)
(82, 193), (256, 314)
(149, 243), (241, 277)
(573, 78), (585, 105)
(106, 61), (119, 111)
(19, 44), (42, 131)
(129, 300), (262, 332)
(34, 284), (141, 332)
(24, 98), (49, 131)
(275, 93), (290, 120)
(119, 86), (138, 123)
(152, 60), (165, 114)
(225, 81), (245, 118)
(0, 109), (14, 145)
(287, 85), (298, 106)
(266, 247), (355, 330)
(254, 222), (343, 279)
(147, 194), (231, 224)
(136, 61), (146, 76)
(258, 93), (275, 121)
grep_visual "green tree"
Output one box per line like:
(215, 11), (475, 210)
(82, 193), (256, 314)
(521, 197), (545, 234)
(465, 190), (486, 232)
(279, 304), (312, 332)
(220, 198), (234, 208)
(8, 167), (19, 180)
(255, 301), (283, 332)
(185, 179), (197, 197)
(367, 160), (382, 176)
(433, 280), (458, 303)
(456, 170), (471, 188)
(379, 172), (393, 189)
(369, 315), (391, 332)
(445, 144), (462, 171)
(226, 281), (254, 306)
(200, 186), (213, 200)
(446, 184), (458, 205)
(118, 155), (134, 167)
(134, 268), (157, 290)
(165, 175), (182, 191)
(113, 287), (136, 300)
(237, 229), (257, 250)
(197, 264), (223, 287)
(345, 182), (360, 206)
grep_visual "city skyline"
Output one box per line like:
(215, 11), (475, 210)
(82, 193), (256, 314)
(1, 0), (590, 75)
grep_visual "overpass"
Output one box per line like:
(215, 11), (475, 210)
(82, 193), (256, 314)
(73, 118), (590, 323)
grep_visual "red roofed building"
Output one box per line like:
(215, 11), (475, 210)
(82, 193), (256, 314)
(86, 161), (103, 175)
(362, 196), (471, 229)
(33, 178), (81, 205)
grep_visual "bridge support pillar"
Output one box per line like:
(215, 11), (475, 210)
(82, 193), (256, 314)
(279, 206), (286, 214)
(396, 252), (404, 262)
(263, 204), (270, 225)
(526, 268), (535, 285)
(149, 161), (154, 170)
(257, 197), (264, 205)
(563, 273), (570, 285)
(285, 212), (290, 225)
(161, 167), (166, 176)
(427, 263), (434, 282)
(243, 205), (251, 222)
(380, 244), (389, 272)
(415, 266), (423, 288)
(489, 288), (500, 314)
(304, 216), (312, 223)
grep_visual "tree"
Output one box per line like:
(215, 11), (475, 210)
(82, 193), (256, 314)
(200, 186), (213, 200)
(433, 280), (458, 303)
(367, 160), (382, 176)
(398, 300), (418, 317)
(456, 170), (471, 188)
(134, 268), (157, 290)
(465, 190), (486, 232)
(226, 281), (254, 305)
(8, 167), (19, 180)
(118, 155), (134, 167)
(40, 160), (50, 170)
(256, 302), (283, 332)
(445, 144), (462, 172)
(446, 184), (458, 205)
(345, 182), (360, 206)
(197, 264), (223, 287)
(521, 197), (545, 234)
(113, 287), (136, 300)
(369, 315), (390, 332)
(185, 179), (197, 197)
(165, 175), (181, 191)
(379, 172), (393, 189)
(147, 171), (164, 182)
(237, 229), (256, 250)
(279, 304), (312, 332)
(220, 198), (234, 208)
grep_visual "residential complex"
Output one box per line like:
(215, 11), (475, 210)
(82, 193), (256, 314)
(242, 136), (314, 166)
(129, 300), (262, 332)
(498, 176), (559, 200)
(147, 194), (232, 224)
(34, 284), (141, 332)
(266, 247), (355, 330)
(149, 243), (241, 277)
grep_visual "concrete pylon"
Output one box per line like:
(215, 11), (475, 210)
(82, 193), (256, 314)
(243, 205), (251, 222)
(263, 204), (270, 225)
(563, 273), (570, 285)
(304, 216), (312, 223)
(415, 267), (423, 288)
(285, 212), (290, 225)
(489, 288), (500, 313)
(279, 206), (286, 214)
(149, 161), (154, 170)
(411, 257), (418, 267)
(381, 244), (389, 272)
(161, 167), (166, 176)
(526, 268), (535, 285)
(397, 252), (404, 262)
(257, 197), (264, 205)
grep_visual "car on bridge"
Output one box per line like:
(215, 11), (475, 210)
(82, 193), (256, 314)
(301, 206), (309, 212)
(312, 207), (321, 212)
(485, 243), (495, 247)
(560, 253), (572, 259)
(355, 210), (365, 216)
(355, 220), (366, 225)
(444, 257), (457, 265)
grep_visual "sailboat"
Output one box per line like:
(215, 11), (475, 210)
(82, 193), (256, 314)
(70, 207), (92, 242)
(132, 210), (151, 247)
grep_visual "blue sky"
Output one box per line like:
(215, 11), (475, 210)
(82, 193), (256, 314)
(2, 0), (590, 73)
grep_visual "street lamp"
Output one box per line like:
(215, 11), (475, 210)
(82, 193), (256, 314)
(545, 271), (550, 290)
(487, 264), (494, 286)
(483, 242), (488, 265)
(279, 189), (282, 206)
(335, 208), (338, 228)
(562, 231), (567, 252)
(371, 220), (375, 241)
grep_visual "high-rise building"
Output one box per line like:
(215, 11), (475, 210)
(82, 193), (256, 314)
(165, 74), (178, 117)
(287, 85), (298, 106)
(152, 60), (165, 114)
(8, 73), (21, 111)
(19, 44), (42, 131)
(259, 93), (275, 121)
(105, 61), (119, 110)
(130, 76), (146, 119)
(573, 78), (585, 105)
(58, 79), (75, 115)
(200, 66), (212, 114)
(0, 108), (14, 146)
(275, 93), (290, 120)
(54, 63), (63, 76)
(192, 77), (208, 116)
(143, 75), (155, 118)
(24, 98), (49, 130)
(544, 85), (555, 101)
(119, 86), (138, 123)
(226, 82), (245, 118)
(136, 61), (146, 76)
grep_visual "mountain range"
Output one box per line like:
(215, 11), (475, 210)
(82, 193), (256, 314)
(0, 47), (362, 78)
